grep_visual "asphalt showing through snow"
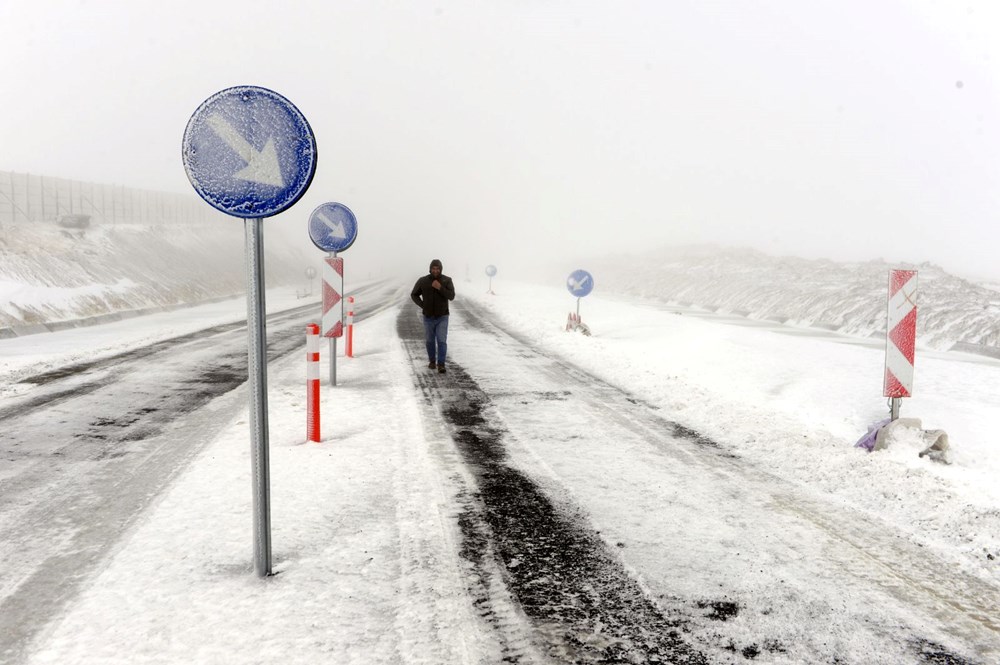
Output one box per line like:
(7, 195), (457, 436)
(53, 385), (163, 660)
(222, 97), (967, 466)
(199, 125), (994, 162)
(397, 306), (709, 664)
(2, 283), (990, 664)
(398, 299), (989, 665)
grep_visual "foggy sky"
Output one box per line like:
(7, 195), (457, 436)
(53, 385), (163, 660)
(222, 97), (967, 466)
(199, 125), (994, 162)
(3, 1), (998, 281)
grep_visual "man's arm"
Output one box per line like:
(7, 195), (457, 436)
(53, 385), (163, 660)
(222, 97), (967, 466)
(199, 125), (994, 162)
(410, 279), (424, 308)
(442, 276), (456, 301)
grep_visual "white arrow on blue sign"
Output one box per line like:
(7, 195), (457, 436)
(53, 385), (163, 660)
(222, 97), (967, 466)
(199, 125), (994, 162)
(485, 264), (497, 277)
(567, 269), (594, 297)
(308, 202), (358, 253)
(182, 86), (317, 218)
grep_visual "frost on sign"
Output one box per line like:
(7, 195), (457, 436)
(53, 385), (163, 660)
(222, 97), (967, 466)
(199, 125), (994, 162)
(884, 270), (918, 398)
(567, 269), (594, 298)
(182, 86), (317, 219)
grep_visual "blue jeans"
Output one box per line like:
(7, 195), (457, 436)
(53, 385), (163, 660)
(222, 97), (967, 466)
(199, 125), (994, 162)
(423, 315), (449, 365)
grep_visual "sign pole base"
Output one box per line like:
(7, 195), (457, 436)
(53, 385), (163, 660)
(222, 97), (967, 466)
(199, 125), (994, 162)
(329, 338), (337, 386)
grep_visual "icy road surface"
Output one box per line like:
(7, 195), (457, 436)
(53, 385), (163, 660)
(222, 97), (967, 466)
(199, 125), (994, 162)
(4, 284), (998, 664)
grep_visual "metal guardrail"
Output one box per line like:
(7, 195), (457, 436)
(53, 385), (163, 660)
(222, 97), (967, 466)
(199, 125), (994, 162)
(948, 341), (1000, 360)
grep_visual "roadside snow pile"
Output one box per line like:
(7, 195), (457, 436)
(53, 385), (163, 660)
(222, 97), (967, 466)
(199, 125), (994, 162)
(0, 220), (309, 327)
(584, 245), (1000, 352)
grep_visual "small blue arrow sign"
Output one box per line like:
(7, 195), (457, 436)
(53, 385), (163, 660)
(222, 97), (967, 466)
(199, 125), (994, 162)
(567, 269), (594, 297)
(308, 203), (358, 253)
(485, 264), (497, 277)
(182, 86), (317, 218)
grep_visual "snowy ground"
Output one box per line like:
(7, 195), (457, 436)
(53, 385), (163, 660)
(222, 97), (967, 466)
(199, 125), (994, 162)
(5, 278), (1000, 663)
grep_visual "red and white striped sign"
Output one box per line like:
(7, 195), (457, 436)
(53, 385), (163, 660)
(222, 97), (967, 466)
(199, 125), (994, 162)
(883, 269), (918, 398)
(306, 323), (320, 442)
(322, 257), (344, 338)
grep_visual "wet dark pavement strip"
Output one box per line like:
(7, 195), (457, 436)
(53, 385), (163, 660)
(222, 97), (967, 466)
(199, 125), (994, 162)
(397, 308), (708, 664)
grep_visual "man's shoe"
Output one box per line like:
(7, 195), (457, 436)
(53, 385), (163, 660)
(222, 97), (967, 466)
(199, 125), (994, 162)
(437, 364), (446, 374)
(428, 361), (437, 369)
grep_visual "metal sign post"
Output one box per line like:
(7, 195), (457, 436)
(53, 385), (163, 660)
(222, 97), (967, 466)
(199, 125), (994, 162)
(305, 265), (317, 297)
(566, 269), (594, 333)
(485, 264), (497, 294)
(320, 253), (345, 385)
(327, 252), (340, 386)
(331, 339), (337, 386)
(182, 86), (317, 578)
(308, 202), (358, 388)
(244, 217), (271, 572)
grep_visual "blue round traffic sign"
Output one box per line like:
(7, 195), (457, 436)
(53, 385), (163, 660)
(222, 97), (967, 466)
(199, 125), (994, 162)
(567, 269), (594, 297)
(182, 86), (317, 218)
(485, 264), (497, 277)
(308, 202), (358, 253)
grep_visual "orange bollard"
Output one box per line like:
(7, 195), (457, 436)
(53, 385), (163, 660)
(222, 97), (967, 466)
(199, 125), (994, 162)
(306, 323), (320, 442)
(346, 296), (355, 358)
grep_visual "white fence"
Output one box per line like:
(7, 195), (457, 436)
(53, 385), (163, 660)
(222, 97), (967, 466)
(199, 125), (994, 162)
(0, 170), (217, 227)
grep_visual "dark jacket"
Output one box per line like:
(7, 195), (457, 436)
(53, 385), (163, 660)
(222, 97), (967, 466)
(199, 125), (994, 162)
(411, 273), (456, 317)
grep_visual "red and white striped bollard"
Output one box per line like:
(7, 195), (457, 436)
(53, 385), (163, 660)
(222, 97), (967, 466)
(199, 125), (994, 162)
(306, 323), (320, 442)
(346, 296), (355, 358)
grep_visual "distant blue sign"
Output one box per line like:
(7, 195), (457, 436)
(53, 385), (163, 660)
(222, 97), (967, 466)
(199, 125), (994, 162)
(182, 86), (317, 218)
(485, 264), (497, 277)
(567, 269), (594, 297)
(308, 203), (358, 253)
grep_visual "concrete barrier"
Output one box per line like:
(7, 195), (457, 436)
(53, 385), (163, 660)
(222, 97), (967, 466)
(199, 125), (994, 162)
(85, 312), (125, 326)
(0, 294), (243, 339)
(949, 341), (1000, 360)
(45, 320), (82, 332)
(10, 323), (50, 336)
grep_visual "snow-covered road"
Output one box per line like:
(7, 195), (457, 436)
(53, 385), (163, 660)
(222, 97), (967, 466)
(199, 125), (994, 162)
(0, 283), (396, 663)
(3, 279), (998, 664)
(428, 299), (998, 663)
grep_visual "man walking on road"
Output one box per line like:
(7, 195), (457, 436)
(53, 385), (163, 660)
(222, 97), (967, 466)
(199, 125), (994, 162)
(411, 259), (456, 373)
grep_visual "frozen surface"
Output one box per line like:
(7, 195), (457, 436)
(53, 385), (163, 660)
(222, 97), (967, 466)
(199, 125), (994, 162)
(5, 276), (998, 663)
